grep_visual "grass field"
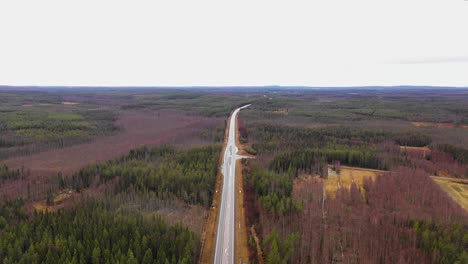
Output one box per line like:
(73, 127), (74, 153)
(293, 166), (385, 199)
(326, 166), (384, 196)
(434, 179), (468, 211)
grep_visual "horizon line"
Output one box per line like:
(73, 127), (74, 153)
(1, 84), (468, 89)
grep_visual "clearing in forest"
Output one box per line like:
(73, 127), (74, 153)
(434, 179), (468, 211)
(325, 166), (384, 196)
(32, 190), (76, 212)
(399, 146), (431, 158)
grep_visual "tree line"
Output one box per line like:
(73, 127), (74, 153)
(249, 123), (433, 154)
(270, 148), (385, 174)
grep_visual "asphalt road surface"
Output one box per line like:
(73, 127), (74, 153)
(214, 105), (250, 264)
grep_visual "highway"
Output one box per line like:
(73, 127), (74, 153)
(214, 104), (250, 264)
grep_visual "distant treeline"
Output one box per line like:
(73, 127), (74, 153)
(271, 148), (384, 173)
(0, 109), (119, 160)
(247, 123), (468, 178)
(250, 124), (432, 154)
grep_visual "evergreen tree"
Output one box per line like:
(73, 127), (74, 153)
(126, 249), (138, 264)
(142, 248), (154, 264)
(92, 246), (101, 264)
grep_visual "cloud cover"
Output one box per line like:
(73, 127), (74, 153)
(0, 0), (467, 86)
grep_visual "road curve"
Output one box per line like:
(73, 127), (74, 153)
(214, 105), (250, 264)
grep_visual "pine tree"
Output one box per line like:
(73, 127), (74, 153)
(266, 238), (282, 264)
(126, 249), (138, 264)
(0, 216), (7, 229)
(92, 246), (101, 264)
(142, 248), (153, 264)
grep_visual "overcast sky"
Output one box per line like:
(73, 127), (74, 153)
(1, 1), (467, 87)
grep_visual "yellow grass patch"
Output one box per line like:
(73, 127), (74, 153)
(53, 192), (71, 204)
(411, 121), (468, 129)
(272, 109), (288, 115)
(32, 191), (73, 212)
(434, 179), (468, 211)
(399, 146), (431, 158)
(31, 202), (49, 212)
(325, 166), (384, 196)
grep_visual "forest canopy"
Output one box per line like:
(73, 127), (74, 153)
(69, 145), (220, 207)
(0, 200), (199, 264)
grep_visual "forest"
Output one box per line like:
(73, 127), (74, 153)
(0, 143), (221, 264)
(68, 145), (220, 207)
(236, 88), (468, 263)
(0, 106), (118, 159)
(246, 164), (300, 216)
(1, 87), (468, 263)
(246, 123), (467, 178)
(0, 200), (199, 264)
(245, 163), (468, 263)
